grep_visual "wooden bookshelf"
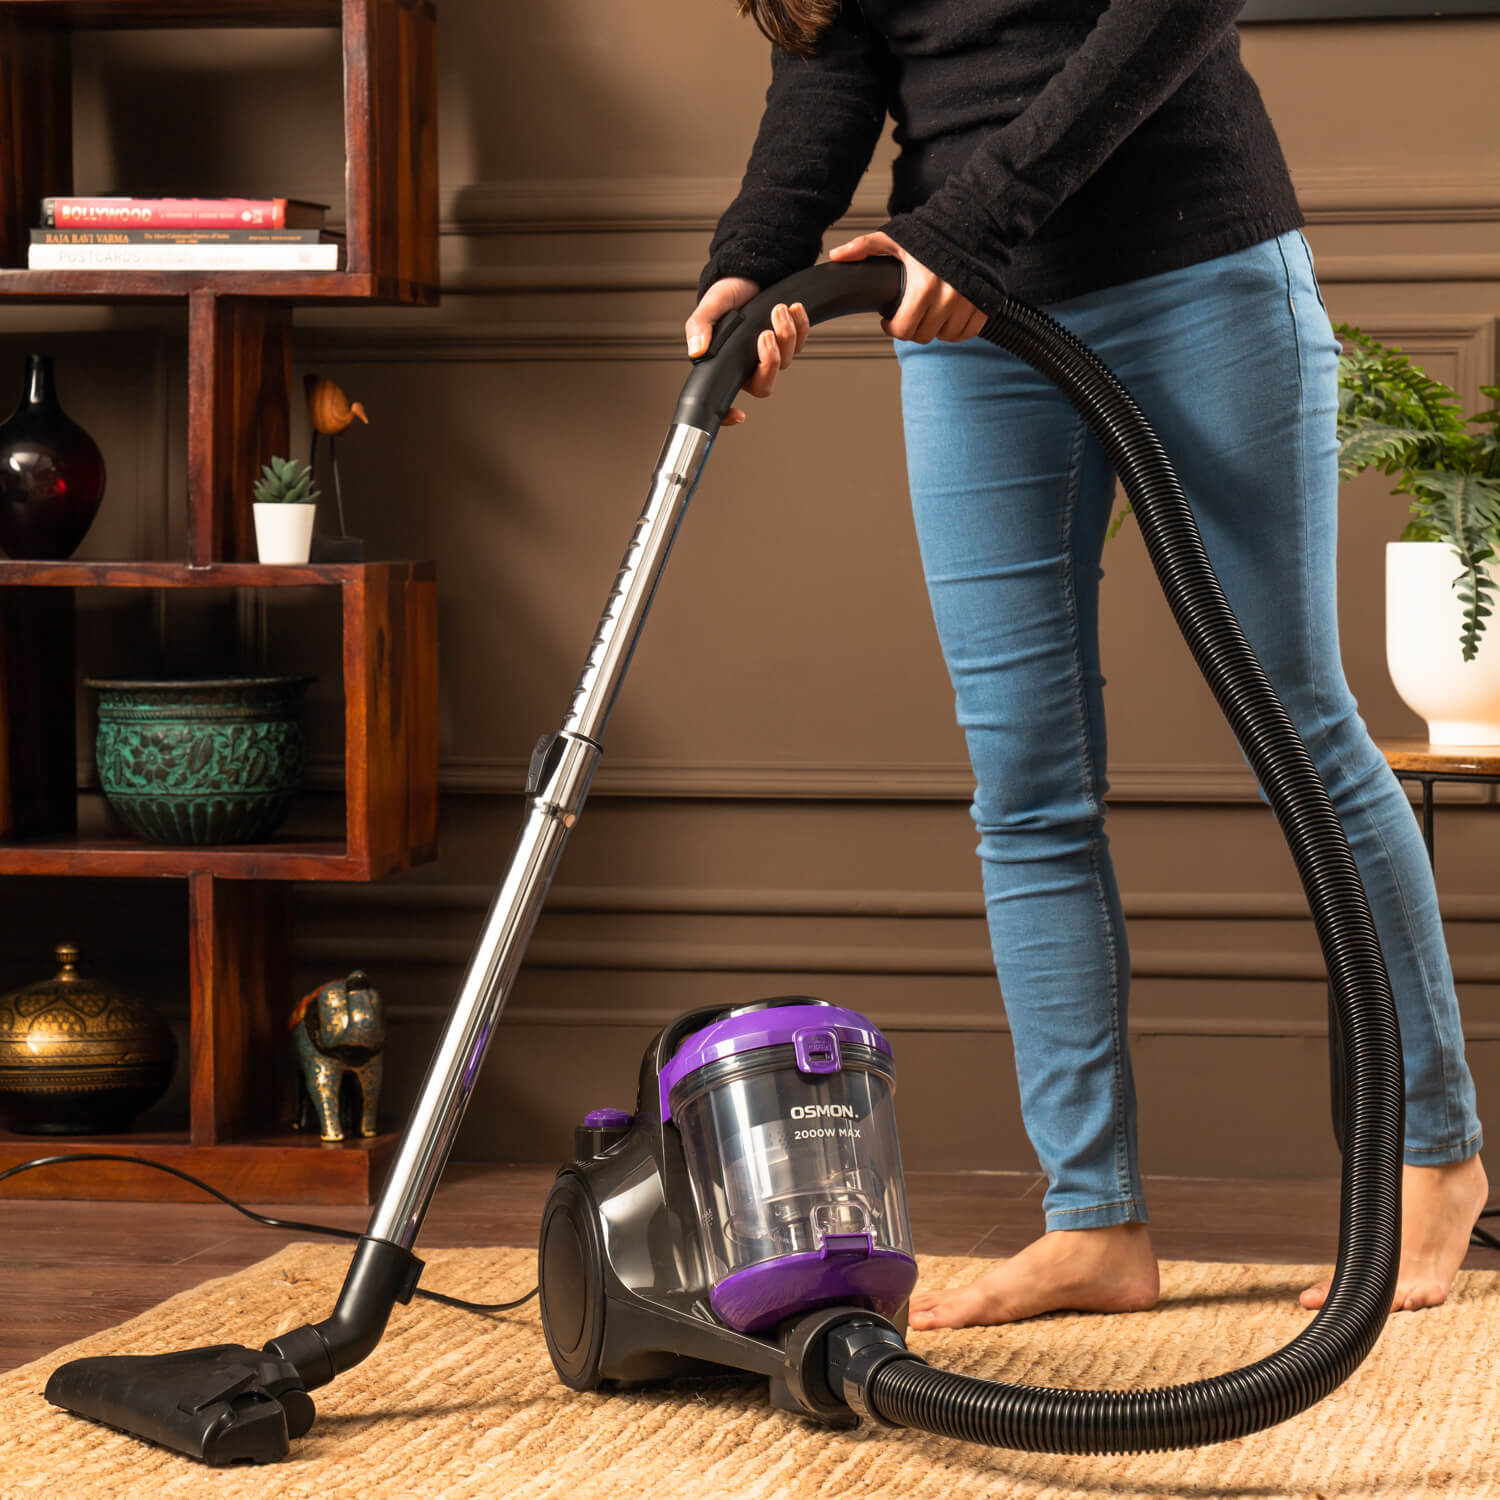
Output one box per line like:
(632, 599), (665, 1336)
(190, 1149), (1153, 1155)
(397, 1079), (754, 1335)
(0, 0), (440, 1203)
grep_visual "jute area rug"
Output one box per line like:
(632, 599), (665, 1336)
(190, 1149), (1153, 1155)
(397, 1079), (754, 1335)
(1, 1245), (1496, 1500)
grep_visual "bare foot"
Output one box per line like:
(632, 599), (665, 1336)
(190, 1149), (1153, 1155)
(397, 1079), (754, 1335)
(908, 1223), (1160, 1329)
(1300, 1154), (1489, 1313)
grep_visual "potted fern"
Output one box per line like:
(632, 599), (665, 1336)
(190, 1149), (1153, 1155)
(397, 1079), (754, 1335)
(1336, 327), (1500, 743)
(252, 456), (320, 565)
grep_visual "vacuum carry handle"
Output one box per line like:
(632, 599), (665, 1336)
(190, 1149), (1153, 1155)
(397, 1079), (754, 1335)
(673, 256), (906, 433)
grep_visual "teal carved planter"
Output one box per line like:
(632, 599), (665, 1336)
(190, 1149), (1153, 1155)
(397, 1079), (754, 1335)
(89, 677), (313, 845)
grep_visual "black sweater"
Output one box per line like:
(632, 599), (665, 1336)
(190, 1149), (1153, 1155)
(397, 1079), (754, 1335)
(699, 0), (1304, 313)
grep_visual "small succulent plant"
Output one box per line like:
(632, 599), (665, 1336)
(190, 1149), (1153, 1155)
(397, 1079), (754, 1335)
(253, 455), (321, 505)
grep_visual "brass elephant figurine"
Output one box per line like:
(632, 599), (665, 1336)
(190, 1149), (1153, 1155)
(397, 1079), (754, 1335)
(291, 970), (385, 1142)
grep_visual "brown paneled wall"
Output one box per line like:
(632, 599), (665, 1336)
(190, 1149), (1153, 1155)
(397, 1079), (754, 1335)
(6, 8), (1499, 1177)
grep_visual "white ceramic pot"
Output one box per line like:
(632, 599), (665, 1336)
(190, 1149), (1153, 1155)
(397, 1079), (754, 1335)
(1386, 540), (1500, 744)
(253, 502), (316, 565)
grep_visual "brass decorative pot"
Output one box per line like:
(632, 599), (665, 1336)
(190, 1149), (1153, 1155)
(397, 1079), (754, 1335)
(0, 942), (176, 1134)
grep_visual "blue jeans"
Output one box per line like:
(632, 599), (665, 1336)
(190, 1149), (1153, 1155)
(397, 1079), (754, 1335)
(896, 230), (1483, 1231)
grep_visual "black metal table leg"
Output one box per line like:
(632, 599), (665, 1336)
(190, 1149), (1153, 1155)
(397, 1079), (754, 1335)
(1418, 773), (1436, 867)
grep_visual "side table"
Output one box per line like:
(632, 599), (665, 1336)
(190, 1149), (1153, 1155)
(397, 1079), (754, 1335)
(1379, 740), (1500, 866)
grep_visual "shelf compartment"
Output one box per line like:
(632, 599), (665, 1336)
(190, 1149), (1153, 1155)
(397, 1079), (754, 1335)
(0, 0), (439, 305)
(0, 270), (434, 304)
(0, 1129), (398, 1204)
(0, 559), (431, 587)
(0, 2), (346, 28)
(0, 835), (372, 879)
(0, 561), (438, 882)
(1, 870), (394, 1205)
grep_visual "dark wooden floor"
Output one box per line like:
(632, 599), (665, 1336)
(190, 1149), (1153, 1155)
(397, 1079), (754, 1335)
(4, 1166), (1497, 1374)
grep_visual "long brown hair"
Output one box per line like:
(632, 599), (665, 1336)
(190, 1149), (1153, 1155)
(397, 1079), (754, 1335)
(737, 0), (840, 56)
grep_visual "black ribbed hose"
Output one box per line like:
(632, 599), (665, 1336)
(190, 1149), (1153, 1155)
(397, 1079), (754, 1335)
(678, 260), (1402, 1452)
(858, 299), (1405, 1452)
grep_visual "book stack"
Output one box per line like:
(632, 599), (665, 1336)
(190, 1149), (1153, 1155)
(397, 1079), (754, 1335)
(28, 197), (343, 272)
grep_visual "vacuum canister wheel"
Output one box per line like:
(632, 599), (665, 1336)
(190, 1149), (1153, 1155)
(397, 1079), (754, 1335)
(538, 1172), (607, 1389)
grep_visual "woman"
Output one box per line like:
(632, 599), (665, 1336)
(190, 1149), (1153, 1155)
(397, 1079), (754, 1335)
(684, 0), (1488, 1330)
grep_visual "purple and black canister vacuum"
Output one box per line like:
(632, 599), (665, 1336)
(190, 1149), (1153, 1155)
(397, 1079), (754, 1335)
(44, 258), (1404, 1465)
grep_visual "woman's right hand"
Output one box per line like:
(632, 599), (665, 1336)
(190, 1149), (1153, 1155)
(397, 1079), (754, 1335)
(684, 276), (810, 427)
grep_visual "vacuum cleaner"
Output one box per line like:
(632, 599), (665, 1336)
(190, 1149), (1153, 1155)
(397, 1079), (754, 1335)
(43, 257), (1405, 1465)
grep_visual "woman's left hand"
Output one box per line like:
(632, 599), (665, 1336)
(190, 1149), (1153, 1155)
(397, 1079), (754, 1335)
(828, 231), (986, 345)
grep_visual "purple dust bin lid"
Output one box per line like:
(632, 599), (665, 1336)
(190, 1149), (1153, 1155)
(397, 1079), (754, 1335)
(659, 1003), (894, 1121)
(583, 1108), (632, 1129)
(709, 1241), (918, 1334)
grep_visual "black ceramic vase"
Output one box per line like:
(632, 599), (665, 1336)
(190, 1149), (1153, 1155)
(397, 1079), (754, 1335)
(0, 354), (107, 559)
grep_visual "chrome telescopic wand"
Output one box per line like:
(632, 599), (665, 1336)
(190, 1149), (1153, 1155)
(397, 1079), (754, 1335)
(265, 257), (907, 1391)
(251, 422), (723, 1395)
(360, 257), (904, 1263)
(42, 259), (903, 1464)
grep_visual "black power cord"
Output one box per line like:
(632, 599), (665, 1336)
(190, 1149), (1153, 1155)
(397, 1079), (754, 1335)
(7, 1153), (1491, 1299)
(0, 1153), (539, 1315)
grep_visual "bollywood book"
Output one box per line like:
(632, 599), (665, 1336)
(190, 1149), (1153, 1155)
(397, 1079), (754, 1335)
(40, 197), (330, 230)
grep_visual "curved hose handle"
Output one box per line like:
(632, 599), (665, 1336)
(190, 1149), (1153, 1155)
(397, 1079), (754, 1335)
(672, 256), (906, 433)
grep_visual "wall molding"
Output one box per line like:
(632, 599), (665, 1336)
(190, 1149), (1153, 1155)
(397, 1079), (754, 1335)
(308, 752), (1262, 801)
(304, 928), (1500, 993)
(426, 254), (1500, 301)
(297, 314), (1498, 382)
(307, 924), (1500, 982)
(300, 880), (1500, 923)
(1349, 315), (1498, 406)
(296, 879), (1500, 992)
(1294, 166), (1500, 225)
(297, 324), (892, 362)
(440, 167), (1500, 238)
(310, 751), (1495, 806)
(373, 1002), (1500, 1044)
(407, 169), (1500, 300)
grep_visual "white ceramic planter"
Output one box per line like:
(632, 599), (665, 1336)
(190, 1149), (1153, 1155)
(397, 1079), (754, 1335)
(1386, 540), (1500, 744)
(253, 502), (316, 565)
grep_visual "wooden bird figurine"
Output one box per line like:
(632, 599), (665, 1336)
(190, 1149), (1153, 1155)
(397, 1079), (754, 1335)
(305, 374), (368, 435)
(304, 375), (369, 554)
